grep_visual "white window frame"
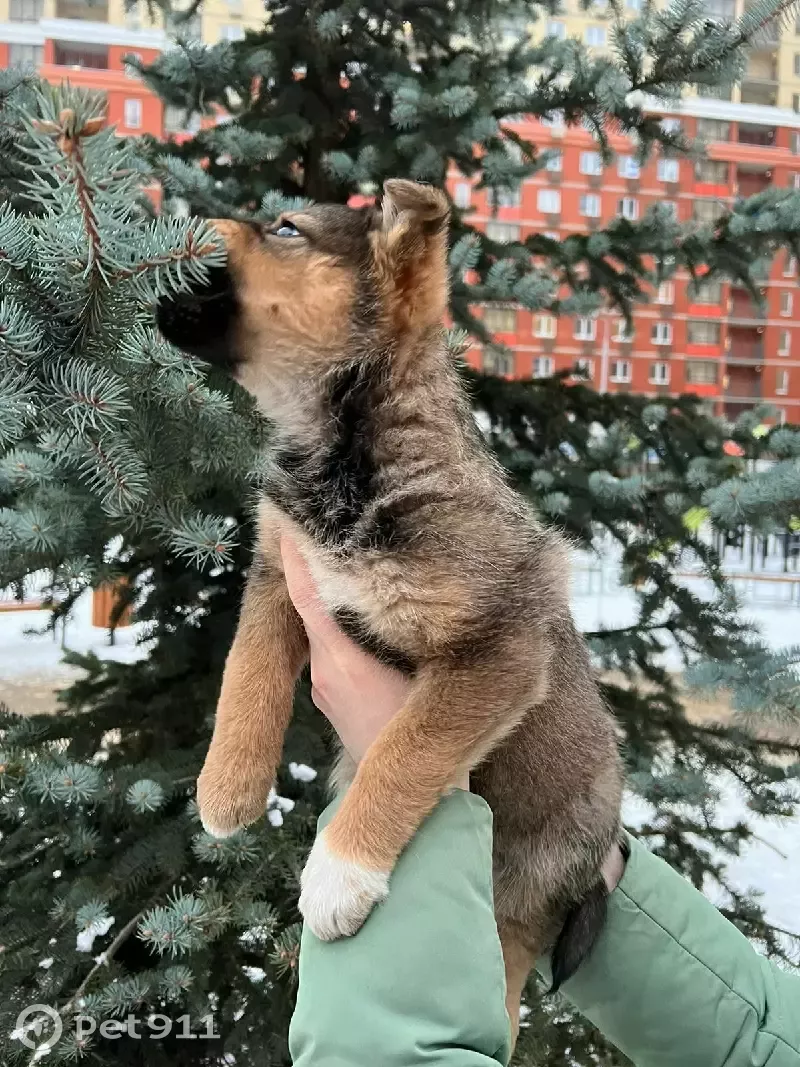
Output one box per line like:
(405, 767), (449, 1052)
(651, 321), (672, 345)
(776, 369), (789, 395)
(546, 20), (566, 38)
(537, 189), (561, 215)
(779, 329), (791, 356)
(618, 197), (639, 220)
(575, 357), (594, 379)
(487, 186), (521, 208)
(534, 314), (557, 339)
(614, 319), (634, 342)
(618, 155), (640, 180)
(485, 220), (520, 243)
(657, 158), (680, 183)
(780, 291), (793, 316)
(580, 193), (601, 218)
(574, 317), (597, 341)
(610, 360), (632, 383)
(580, 151), (603, 176)
(585, 24), (606, 45)
(685, 360), (718, 385)
(649, 361), (670, 385)
(123, 98), (142, 129)
(656, 281), (674, 305)
(544, 150), (563, 173)
(533, 356), (555, 378)
(453, 181), (471, 209)
(784, 255), (797, 277)
(483, 307), (517, 334)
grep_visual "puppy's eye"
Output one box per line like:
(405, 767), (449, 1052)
(274, 222), (302, 238)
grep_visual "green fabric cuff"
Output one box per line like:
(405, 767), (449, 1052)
(289, 790), (511, 1066)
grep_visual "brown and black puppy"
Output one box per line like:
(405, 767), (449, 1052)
(157, 180), (623, 1035)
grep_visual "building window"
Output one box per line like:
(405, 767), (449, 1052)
(626, 0), (642, 8)
(575, 357), (594, 378)
(610, 360), (632, 383)
(618, 155), (640, 179)
(580, 193), (602, 218)
(53, 41), (108, 68)
(453, 182), (471, 209)
(649, 361), (670, 385)
(579, 151), (603, 176)
(123, 98), (142, 129)
(545, 150), (563, 172)
(541, 110), (565, 129)
(534, 356), (555, 378)
(9, 0), (42, 20)
(694, 199), (724, 223)
(691, 277), (723, 304)
(574, 317), (597, 341)
(780, 291), (793, 316)
(794, 54), (800, 76)
(661, 200), (678, 219)
(163, 105), (201, 134)
(618, 197), (639, 220)
(656, 280), (674, 304)
(695, 159), (728, 183)
(657, 158), (680, 183)
(687, 320), (721, 344)
(614, 320), (634, 342)
(661, 118), (681, 133)
(779, 329), (791, 355)
(685, 359), (718, 384)
(793, 95), (800, 114)
(793, 173), (800, 190)
(219, 23), (245, 40)
(483, 307), (517, 333)
(537, 189), (561, 215)
(487, 186), (521, 208)
(585, 24), (606, 45)
(776, 369), (790, 395)
(483, 347), (514, 376)
(651, 321), (672, 345)
(696, 118), (730, 142)
(792, 132), (800, 154)
(8, 42), (43, 67)
(485, 221), (520, 243)
(534, 314), (557, 338)
(546, 20), (566, 37)
(784, 255), (797, 277)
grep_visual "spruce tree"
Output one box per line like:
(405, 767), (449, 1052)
(1, 3), (800, 1065)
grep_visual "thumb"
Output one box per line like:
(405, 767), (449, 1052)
(280, 536), (341, 642)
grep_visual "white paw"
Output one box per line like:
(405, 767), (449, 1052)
(299, 832), (390, 941)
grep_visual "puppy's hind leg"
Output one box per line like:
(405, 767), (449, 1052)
(499, 923), (537, 1054)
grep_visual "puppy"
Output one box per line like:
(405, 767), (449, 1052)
(157, 180), (623, 1036)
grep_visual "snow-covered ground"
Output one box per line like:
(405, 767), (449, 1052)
(1, 555), (798, 945)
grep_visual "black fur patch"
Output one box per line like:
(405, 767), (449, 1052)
(549, 877), (608, 992)
(265, 359), (387, 546)
(332, 607), (417, 675)
(156, 266), (239, 369)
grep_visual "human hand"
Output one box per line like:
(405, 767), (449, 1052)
(282, 538), (460, 772)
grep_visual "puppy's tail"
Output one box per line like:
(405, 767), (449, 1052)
(549, 878), (608, 993)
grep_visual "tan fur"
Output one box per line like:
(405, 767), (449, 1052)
(160, 181), (623, 1035)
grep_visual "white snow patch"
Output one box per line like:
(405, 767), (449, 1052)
(288, 762), (317, 783)
(76, 916), (115, 953)
(38, 958), (54, 969)
(242, 966), (267, 983)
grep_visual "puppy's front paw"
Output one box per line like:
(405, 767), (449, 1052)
(196, 764), (271, 839)
(299, 832), (390, 941)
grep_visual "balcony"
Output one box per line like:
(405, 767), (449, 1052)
(52, 40), (109, 69)
(55, 0), (108, 19)
(727, 328), (764, 364)
(740, 81), (778, 107)
(738, 123), (776, 147)
(728, 290), (766, 323)
(735, 165), (771, 198)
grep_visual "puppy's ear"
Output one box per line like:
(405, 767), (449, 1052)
(373, 179), (450, 332)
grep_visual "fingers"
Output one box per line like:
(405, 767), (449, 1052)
(280, 536), (341, 643)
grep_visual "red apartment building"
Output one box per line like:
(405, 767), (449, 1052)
(452, 98), (800, 424)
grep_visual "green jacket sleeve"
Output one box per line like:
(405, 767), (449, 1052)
(560, 833), (800, 1067)
(289, 790), (511, 1067)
